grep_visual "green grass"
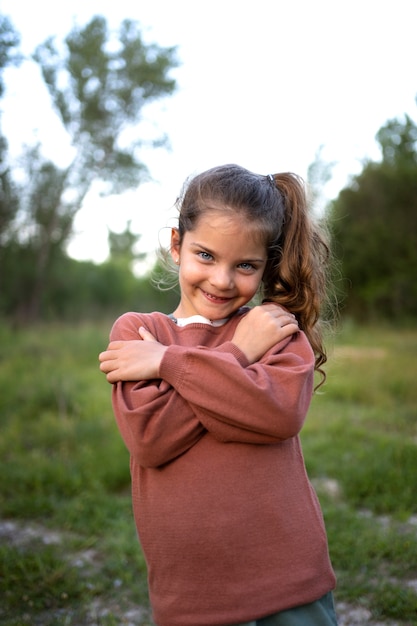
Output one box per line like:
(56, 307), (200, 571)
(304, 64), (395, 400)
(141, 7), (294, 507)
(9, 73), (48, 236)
(0, 320), (416, 624)
(305, 323), (417, 623)
(0, 321), (151, 625)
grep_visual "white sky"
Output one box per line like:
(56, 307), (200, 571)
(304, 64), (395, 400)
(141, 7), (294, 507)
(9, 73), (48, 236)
(1, 0), (417, 268)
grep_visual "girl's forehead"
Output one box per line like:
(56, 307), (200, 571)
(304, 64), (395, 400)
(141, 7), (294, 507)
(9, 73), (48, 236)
(186, 211), (267, 252)
(193, 210), (251, 235)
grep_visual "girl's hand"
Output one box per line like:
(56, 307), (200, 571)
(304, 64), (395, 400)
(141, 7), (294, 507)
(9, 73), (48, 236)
(99, 327), (167, 383)
(231, 304), (299, 364)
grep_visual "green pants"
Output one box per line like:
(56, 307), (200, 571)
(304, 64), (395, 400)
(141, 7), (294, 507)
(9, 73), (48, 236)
(234, 592), (338, 626)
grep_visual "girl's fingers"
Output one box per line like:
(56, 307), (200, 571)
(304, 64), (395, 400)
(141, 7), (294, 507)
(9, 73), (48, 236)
(98, 350), (117, 362)
(138, 326), (158, 342)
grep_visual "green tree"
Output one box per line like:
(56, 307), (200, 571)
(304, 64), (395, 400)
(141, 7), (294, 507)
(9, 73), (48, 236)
(329, 111), (417, 321)
(0, 13), (21, 239)
(4, 144), (78, 320)
(307, 145), (335, 213)
(1, 15), (178, 323)
(108, 220), (145, 271)
(33, 16), (177, 199)
(0, 14), (20, 96)
(0, 15), (21, 312)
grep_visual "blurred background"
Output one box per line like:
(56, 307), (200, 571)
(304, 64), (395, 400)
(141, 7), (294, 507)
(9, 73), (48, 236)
(0, 2), (416, 625)
(1, 0), (416, 322)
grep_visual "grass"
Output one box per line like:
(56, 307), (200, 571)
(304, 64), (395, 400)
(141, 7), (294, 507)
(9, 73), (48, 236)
(0, 321), (151, 625)
(306, 322), (417, 623)
(0, 319), (416, 624)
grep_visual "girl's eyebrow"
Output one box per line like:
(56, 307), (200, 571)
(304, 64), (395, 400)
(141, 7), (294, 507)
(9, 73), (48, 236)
(189, 241), (214, 254)
(189, 241), (266, 264)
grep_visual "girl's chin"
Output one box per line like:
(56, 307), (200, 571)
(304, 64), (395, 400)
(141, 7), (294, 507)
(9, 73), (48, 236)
(199, 303), (240, 321)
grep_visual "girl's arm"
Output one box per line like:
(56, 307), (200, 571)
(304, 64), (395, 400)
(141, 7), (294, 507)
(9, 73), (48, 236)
(100, 306), (310, 449)
(111, 378), (206, 468)
(159, 330), (315, 443)
(99, 316), (206, 469)
(193, 304), (311, 443)
(99, 304), (298, 382)
(146, 304), (314, 444)
(99, 327), (167, 383)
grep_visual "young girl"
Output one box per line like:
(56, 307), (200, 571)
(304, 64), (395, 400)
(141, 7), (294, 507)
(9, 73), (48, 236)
(99, 164), (338, 626)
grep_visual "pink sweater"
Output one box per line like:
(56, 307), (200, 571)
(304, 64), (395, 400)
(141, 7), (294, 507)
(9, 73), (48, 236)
(110, 308), (336, 626)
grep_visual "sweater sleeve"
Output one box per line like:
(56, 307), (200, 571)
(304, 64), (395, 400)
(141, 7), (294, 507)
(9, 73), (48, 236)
(159, 331), (315, 444)
(110, 314), (206, 468)
(112, 380), (206, 468)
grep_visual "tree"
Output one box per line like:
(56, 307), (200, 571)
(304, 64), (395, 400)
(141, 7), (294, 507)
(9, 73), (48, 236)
(0, 15), (21, 313)
(0, 14), (21, 96)
(1, 15), (178, 322)
(329, 111), (417, 321)
(33, 16), (177, 199)
(0, 14), (21, 238)
(376, 114), (417, 167)
(108, 220), (145, 271)
(306, 145), (335, 214)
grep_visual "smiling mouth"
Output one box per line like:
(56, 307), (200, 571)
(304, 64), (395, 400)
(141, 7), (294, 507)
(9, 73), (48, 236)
(201, 289), (233, 303)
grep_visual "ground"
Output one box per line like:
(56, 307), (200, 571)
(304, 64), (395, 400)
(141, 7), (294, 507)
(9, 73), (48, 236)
(2, 516), (415, 626)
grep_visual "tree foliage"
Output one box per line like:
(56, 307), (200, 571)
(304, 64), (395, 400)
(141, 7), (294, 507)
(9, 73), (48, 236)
(0, 14), (20, 96)
(329, 112), (417, 321)
(33, 16), (177, 198)
(0, 14), (178, 323)
(108, 220), (145, 270)
(0, 15), (21, 311)
(0, 14), (20, 236)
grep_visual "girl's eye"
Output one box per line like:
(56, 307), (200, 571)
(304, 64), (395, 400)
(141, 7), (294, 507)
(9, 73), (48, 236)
(238, 262), (255, 271)
(198, 251), (213, 261)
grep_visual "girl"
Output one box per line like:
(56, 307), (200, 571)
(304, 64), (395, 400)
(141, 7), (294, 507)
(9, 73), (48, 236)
(99, 164), (338, 626)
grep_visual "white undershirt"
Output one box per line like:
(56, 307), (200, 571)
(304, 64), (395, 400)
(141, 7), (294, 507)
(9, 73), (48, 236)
(171, 314), (229, 327)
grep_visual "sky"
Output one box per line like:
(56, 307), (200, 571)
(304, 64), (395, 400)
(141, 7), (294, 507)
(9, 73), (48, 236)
(1, 0), (416, 268)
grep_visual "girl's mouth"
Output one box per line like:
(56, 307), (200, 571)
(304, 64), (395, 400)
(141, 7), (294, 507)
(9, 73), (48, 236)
(201, 289), (232, 304)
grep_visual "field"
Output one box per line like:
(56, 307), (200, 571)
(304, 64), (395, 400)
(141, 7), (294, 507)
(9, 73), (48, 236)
(0, 320), (416, 625)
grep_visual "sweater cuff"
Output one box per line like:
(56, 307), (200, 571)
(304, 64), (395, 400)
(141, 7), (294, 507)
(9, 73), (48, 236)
(213, 341), (250, 367)
(159, 344), (188, 387)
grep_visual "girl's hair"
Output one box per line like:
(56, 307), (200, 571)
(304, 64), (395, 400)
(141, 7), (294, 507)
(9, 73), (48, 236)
(167, 163), (333, 386)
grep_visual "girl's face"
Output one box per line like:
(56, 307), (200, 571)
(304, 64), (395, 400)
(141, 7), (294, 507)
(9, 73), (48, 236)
(171, 210), (267, 320)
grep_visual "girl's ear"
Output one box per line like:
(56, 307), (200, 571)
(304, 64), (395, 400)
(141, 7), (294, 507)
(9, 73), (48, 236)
(170, 228), (181, 264)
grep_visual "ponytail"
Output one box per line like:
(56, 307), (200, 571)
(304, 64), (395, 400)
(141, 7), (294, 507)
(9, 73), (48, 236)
(263, 173), (331, 388)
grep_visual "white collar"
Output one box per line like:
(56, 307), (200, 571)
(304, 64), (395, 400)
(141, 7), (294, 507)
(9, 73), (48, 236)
(170, 314), (229, 327)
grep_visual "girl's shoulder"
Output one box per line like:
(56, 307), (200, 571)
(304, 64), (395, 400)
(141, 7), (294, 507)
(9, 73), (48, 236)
(110, 311), (172, 340)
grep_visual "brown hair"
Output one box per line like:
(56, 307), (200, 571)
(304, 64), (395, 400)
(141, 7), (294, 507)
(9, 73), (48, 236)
(172, 164), (332, 386)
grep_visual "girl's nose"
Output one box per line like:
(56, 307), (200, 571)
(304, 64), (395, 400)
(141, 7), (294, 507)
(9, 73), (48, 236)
(209, 266), (234, 290)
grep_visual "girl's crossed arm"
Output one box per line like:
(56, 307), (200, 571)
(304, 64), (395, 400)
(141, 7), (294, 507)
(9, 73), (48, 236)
(99, 320), (205, 469)
(99, 304), (298, 382)
(99, 326), (167, 383)
(100, 306), (306, 449)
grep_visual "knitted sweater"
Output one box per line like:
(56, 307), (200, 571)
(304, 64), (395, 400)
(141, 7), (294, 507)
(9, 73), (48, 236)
(110, 308), (336, 626)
